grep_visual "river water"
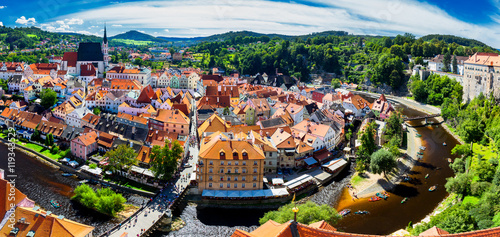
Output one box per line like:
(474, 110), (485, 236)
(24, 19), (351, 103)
(0, 144), (148, 236)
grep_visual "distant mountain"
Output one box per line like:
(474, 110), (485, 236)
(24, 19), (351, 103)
(157, 30), (352, 43)
(110, 30), (167, 42)
(420, 34), (490, 48)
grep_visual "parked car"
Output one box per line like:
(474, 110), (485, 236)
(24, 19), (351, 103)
(184, 163), (192, 168)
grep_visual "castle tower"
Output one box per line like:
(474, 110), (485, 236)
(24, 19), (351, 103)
(102, 24), (109, 68)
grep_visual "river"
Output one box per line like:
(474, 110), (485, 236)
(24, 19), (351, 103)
(162, 103), (458, 236)
(0, 144), (148, 236)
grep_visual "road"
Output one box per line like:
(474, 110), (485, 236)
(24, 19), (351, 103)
(107, 99), (199, 237)
(351, 90), (441, 115)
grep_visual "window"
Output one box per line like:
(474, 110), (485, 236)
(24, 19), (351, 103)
(254, 161), (258, 166)
(220, 152), (225, 159)
(242, 176), (246, 181)
(253, 183), (257, 188)
(234, 176), (238, 181)
(228, 161), (232, 166)
(269, 161), (272, 165)
(209, 168), (213, 173)
(235, 168), (239, 173)
(209, 161), (213, 165)
(233, 152), (238, 159)
(234, 184), (238, 188)
(243, 161), (246, 166)
(209, 183), (212, 188)
(263, 161), (266, 165)
(209, 176), (213, 181)
(220, 161), (224, 165)
(220, 168), (224, 173)
(242, 183), (246, 188)
(242, 168), (246, 173)
(253, 168), (257, 173)
(227, 169), (231, 174)
(227, 176), (231, 181)
(235, 161), (239, 166)
(253, 176), (257, 181)
(227, 183), (230, 188)
(220, 183), (223, 188)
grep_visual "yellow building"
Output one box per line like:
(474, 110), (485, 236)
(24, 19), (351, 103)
(197, 133), (266, 191)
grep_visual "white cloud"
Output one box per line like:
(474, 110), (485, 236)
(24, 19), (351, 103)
(42, 0), (500, 47)
(112, 24), (123, 27)
(0, 22), (3, 26)
(138, 30), (145, 33)
(0, 6), (6, 9)
(15, 16), (36, 25)
(65, 18), (84, 25)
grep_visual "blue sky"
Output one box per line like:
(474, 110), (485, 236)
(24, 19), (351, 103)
(2, 0), (500, 47)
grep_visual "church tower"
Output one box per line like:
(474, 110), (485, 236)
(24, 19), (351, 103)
(102, 24), (109, 68)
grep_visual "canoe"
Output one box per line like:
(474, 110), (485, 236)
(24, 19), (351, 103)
(425, 174), (429, 179)
(355, 211), (369, 214)
(417, 152), (424, 155)
(416, 134), (422, 137)
(369, 196), (381, 202)
(61, 173), (73, 177)
(443, 142), (447, 146)
(401, 198), (408, 204)
(429, 185), (437, 192)
(339, 209), (351, 217)
(448, 158), (452, 163)
(376, 193), (388, 200)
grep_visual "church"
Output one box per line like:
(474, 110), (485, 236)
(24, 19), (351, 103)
(62, 26), (110, 78)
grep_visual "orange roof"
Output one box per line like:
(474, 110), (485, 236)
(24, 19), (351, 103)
(199, 138), (265, 161)
(73, 131), (98, 147)
(154, 109), (190, 125)
(308, 221), (336, 231)
(110, 79), (141, 90)
(136, 146), (151, 164)
(198, 113), (230, 137)
(82, 113), (100, 126)
(420, 226), (450, 236)
(117, 112), (148, 125)
(0, 206), (94, 237)
(0, 179), (29, 218)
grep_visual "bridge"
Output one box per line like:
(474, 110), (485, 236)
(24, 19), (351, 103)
(102, 99), (199, 237)
(404, 113), (441, 121)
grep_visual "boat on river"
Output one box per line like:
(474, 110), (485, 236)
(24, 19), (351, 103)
(61, 173), (74, 177)
(419, 146), (426, 150)
(416, 133), (422, 137)
(50, 200), (60, 208)
(425, 174), (430, 179)
(417, 152), (424, 155)
(429, 185), (437, 192)
(417, 155), (424, 159)
(401, 198), (408, 204)
(376, 193), (388, 200)
(369, 196), (382, 202)
(355, 210), (369, 215)
(443, 142), (447, 146)
(448, 158), (452, 163)
(339, 209), (351, 217)
(79, 179), (88, 184)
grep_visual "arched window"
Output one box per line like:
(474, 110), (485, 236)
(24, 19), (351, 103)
(233, 152), (238, 159)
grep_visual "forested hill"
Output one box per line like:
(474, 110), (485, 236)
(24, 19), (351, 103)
(110, 30), (167, 43)
(420, 34), (491, 48)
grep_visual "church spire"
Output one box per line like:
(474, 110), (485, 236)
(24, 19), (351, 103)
(103, 23), (108, 44)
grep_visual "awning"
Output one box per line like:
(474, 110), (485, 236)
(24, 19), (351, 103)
(228, 191), (240, 198)
(271, 188), (289, 196)
(272, 178), (284, 185)
(283, 174), (314, 190)
(303, 157), (318, 166)
(60, 158), (70, 163)
(240, 190), (253, 198)
(264, 189), (274, 197)
(252, 190), (265, 197)
(69, 161), (79, 167)
(214, 190), (228, 198)
(130, 166), (156, 178)
(322, 159), (348, 173)
(202, 190), (215, 197)
(284, 149), (295, 153)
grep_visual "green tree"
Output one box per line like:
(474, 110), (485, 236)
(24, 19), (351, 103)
(442, 51), (451, 72)
(450, 157), (466, 174)
(259, 201), (340, 226)
(370, 148), (396, 178)
(445, 172), (471, 196)
(104, 144), (138, 172)
(32, 124), (40, 141)
(451, 144), (472, 158)
(93, 107), (101, 116)
(410, 79), (428, 102)
(45, 133), (54, 147)
(383, 111), (404, 141)
(452, 55), (458, 74)
(331, 78), (341, 89)
(150, 140), (184, 180)
(40, 88), (57, 109)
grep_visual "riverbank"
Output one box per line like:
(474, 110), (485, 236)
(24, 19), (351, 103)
(347, 126), (421, 199)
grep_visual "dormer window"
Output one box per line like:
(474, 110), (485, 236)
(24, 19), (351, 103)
(233, 152), (238, 159)
(220, 152), (225, 159)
